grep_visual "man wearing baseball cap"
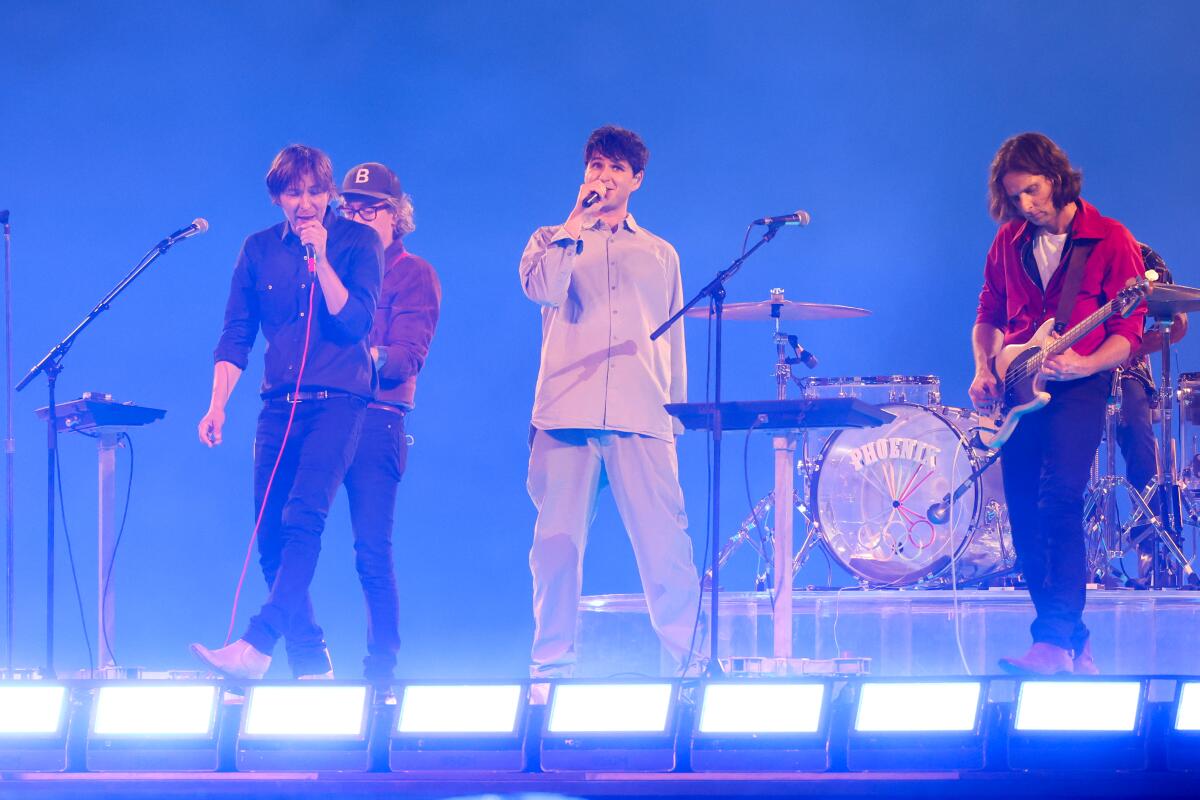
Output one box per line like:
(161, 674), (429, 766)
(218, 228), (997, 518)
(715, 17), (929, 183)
(337, 162), (441, 686)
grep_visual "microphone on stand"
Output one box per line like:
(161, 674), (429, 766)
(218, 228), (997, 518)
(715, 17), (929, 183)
(165, 218), (209, 245)
(786, 335), (819, 369)
(927, 500), (951, 525)
(752, 210), (812, 227)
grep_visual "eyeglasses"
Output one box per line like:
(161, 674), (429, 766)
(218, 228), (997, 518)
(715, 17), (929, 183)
(339, 203), (389, 222)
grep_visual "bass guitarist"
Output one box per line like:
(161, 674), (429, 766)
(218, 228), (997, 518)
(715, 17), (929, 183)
(969, 132), (1146, 675)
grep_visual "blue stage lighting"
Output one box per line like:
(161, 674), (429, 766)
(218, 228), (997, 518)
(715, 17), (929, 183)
(92, 684), (218, 736)
(855, 681), (982, 732)
(1167, 680), (1200, 772)
(0, 684), (67, 735)
(847, 680), (988, 771)
(547, 682), (674, 734)
(541, 682), (679, 772)
(242, 685), (369, 737)
(87, 683), (221, 771)
(1014, 681), (1141, 732)
(1175, 681), (1200, 732)
(397, 684), (523, 734)
(390, 683), (528, 771)
(0, 683), (70, 771)
(699, 681), (826, 734)
(691, 680), (831, 772)
(237, 684), (372, 771)
(1008, 679), (1147, 771)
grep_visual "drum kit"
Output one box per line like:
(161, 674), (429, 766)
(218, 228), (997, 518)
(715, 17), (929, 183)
(689, 282), (1200, 596)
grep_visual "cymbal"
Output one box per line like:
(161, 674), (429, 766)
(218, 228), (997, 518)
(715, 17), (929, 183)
(1146, 282), (1200, 317)
(685, 299), (871, 321)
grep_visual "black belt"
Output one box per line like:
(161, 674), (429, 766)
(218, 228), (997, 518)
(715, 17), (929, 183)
(368, 402), (407, 416)
(268, 390), (355, 404)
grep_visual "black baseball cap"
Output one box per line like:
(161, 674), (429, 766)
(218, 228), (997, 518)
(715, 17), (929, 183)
(340, 162), (402, 200)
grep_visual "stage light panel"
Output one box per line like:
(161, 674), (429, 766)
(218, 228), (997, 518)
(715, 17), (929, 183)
(0, 685), (67, 735)
(547, 683), (674, 734)
(396, 684), (523, 734)
(92, 685), (218, 737)
(242, 685), (369, 738)
(1015, 681), (1142, 732)
(855, 681), (982, 732)
(1176, 682), (1200, 731)
(698, 682), (826, 734)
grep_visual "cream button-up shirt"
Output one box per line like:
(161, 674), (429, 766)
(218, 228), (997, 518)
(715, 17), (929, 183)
(520, 214), (687, 442)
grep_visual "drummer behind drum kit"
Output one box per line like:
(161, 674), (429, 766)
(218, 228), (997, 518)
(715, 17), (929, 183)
(691, 280), (1200, 594)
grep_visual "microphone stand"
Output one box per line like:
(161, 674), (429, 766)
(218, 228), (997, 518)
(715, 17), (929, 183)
(16, 233), (193, 677)
(926, 444), (1002, 524)
(652, 223), (782, 677)
(2, 211), (12, 677)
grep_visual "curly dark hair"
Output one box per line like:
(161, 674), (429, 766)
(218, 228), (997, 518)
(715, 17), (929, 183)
(584, 125), (649, 175)
(988, 132), (1082, 222)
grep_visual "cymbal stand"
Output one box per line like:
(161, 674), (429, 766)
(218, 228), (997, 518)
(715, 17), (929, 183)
(1081, 370), (1146, 584)
(1118, 316), (1197, 586)
(700, 288), (825, 658)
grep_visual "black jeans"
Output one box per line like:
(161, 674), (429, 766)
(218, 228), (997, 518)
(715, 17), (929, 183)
(244, 394), (367, 677)
(1000, 372), (1108, 652)
(343, 406), (408, 684)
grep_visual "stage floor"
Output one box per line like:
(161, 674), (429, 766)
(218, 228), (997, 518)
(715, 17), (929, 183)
(578, 589), (1200, 679)
(2, 769), (1198, 800)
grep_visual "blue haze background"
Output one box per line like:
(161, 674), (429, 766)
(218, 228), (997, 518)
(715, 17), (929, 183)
(1, 1), (1198, 677)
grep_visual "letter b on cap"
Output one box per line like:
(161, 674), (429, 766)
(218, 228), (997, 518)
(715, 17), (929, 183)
(355, 168), (371, 184)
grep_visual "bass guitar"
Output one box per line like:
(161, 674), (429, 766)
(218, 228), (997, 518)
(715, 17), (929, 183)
(978, 276), (1150, 450)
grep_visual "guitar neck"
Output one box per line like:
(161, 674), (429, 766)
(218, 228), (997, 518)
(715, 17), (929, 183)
(1047, 299), (1117, 356)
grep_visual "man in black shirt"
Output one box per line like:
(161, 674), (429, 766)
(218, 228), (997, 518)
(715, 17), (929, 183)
(191, 144), (383, 679)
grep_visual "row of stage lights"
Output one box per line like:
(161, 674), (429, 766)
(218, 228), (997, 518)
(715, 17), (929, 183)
(0, 677), (1199, 772)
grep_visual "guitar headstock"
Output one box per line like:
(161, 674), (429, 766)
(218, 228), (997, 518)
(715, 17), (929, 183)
(1117, 275), (1151, 318)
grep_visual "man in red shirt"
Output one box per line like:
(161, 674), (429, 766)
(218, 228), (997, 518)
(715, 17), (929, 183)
(970, 132), (1145, 675)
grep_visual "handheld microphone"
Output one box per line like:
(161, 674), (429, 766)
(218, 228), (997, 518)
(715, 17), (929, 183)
(303, 243), (317, 273)
(752, 210), (811, 227)
(166, 218), (209, 244)
(581, 190), (602, 209)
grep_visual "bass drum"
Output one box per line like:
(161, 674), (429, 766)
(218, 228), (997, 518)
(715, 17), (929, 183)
(812, 403), (1013, 587)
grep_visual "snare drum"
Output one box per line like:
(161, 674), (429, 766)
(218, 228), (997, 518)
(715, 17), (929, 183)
(802, 375), (942, 406)
(812, 403), (1012, 587)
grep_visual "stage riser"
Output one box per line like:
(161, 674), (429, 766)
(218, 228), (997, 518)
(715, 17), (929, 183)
(578, 591), (1200, 677)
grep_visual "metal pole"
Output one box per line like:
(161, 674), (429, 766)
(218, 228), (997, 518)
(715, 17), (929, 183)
(2, 213), (12, 675)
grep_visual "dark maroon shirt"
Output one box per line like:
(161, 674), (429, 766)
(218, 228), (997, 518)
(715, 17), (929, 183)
(975, 198), (1145, 357)
(370, 240), (440, 409)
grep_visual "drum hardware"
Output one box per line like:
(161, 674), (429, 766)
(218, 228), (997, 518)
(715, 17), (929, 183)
(1082, 371), (1140, 585)
(1108, 291), (1200, 587)
(703, 491), (805, 591)
(671, 287), (875, 663)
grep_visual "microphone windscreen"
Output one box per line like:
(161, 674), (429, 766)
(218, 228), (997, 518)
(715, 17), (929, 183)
(192, 217), (210, 234)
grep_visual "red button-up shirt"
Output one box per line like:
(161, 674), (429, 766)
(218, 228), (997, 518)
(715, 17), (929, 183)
(975, 198), (1145, 357)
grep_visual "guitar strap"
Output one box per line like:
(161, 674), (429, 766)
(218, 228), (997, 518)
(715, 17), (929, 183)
(1052, 240), (1096, 334)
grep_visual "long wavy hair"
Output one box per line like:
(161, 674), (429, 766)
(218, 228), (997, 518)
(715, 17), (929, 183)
(988, 133), (1082, 222)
